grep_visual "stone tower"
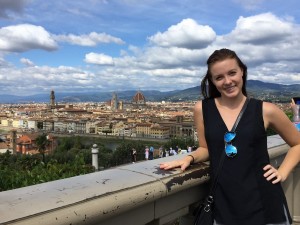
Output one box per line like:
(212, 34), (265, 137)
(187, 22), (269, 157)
(50, 90), (55, 108)
(111, 92), (118, 111)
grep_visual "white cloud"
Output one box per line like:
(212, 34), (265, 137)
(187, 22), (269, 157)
(80, 13), (300, 91)
(20, 58), (35, 67)
(1, 10), (300, 96)
(54, 32), (125, 46)
(141, 46), (206, 69)
(213, 13), (300, 68)
(148, 18), (216, 49)
(0, 65), (97, 95)
(84, 52), (114, 65)
(0, 24), (58, 52)
(229, 13), (295, 45)
(249, 61), (300, 83)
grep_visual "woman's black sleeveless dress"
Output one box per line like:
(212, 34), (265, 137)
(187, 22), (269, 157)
(202, 98), (292, 225)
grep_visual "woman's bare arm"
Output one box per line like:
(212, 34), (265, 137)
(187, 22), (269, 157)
(263, 101), (300, 183)
(160, 101), (210, 171)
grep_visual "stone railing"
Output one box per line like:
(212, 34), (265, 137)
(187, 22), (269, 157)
(0, 135), (299, 225)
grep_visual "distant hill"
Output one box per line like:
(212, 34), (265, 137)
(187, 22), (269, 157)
(0, 80), (299, 103)
(247, 80), (300, 102)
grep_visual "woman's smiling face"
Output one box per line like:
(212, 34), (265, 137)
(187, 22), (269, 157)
(210, 58), (244, 98)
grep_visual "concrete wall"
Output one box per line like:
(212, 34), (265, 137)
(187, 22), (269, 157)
(0, 135), (299, 225)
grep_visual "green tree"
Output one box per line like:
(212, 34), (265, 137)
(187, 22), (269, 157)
(112, 141), (132, 165)
(73, 136), (83, 150)
(56, 137), (74, 152)
(0, 151), (94, 192)
(164, 137), (196, 150)
(35, 134), (50, 163)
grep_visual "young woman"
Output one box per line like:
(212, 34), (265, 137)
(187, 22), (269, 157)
(160, 49), (300, 225)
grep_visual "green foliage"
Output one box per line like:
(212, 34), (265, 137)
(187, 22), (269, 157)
(73, 136), (84, 150)
(112, 141), (133, 165)
(266, 128), (277, 136)
(35, 133), (50, 162)
(285, 111), (293, 121)
(56, 136), (74, 152)
(164, 137), (197, 150)
(0, 135), (182, 192)
(133, 140), (149, 161)
(0, 151), (94, 192)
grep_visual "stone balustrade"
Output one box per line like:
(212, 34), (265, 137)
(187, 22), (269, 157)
(0, 135), (299, 225)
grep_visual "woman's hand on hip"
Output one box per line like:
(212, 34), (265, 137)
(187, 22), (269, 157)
(263, 164), (284, 184)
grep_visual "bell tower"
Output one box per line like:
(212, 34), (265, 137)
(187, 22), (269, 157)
(50, 90), (55, 108)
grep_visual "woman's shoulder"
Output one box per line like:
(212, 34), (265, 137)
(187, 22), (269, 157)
(194, 100), (202, 108)
(248, 97), (262, 104)
(261, 100), (284, 125)
(262, 100), (278, 114)
(194, 101), (204, 118)
(194, 98), (215, 112)
(194, 98), (214, 108)
(194, 99), (208, 112)
(194, 98), (216, 117)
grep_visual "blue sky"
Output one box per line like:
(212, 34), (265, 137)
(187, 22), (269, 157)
(0, 0), (299, 96)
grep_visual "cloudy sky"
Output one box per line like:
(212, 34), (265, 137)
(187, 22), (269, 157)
(0, 0), (299, 96)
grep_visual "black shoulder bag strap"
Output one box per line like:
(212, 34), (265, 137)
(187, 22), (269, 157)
(206, 98), (250, 206)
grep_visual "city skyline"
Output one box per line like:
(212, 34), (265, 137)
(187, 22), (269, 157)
(0, 0), (299, 96)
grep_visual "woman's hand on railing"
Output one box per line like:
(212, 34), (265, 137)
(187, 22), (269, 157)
(159, 156), (193, 172)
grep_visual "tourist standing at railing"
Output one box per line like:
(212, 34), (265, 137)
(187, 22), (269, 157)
(159, 146), (164, 158)
(160, 48), (300, 225)
(169, 148), (177, 156)
(131, 147), (137, 163)
(145, 146), (149, 160)
(149, 146), (154, 160)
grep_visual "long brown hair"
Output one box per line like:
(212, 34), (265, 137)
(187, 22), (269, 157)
(201, 48), (248, 99)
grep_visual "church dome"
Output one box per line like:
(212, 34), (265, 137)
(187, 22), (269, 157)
(133, 91), (146, 102)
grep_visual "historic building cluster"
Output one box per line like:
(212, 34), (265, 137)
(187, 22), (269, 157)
(0, 90), (197, 154)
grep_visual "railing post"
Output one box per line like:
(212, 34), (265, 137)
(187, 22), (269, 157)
(91, 144), (99, 171)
